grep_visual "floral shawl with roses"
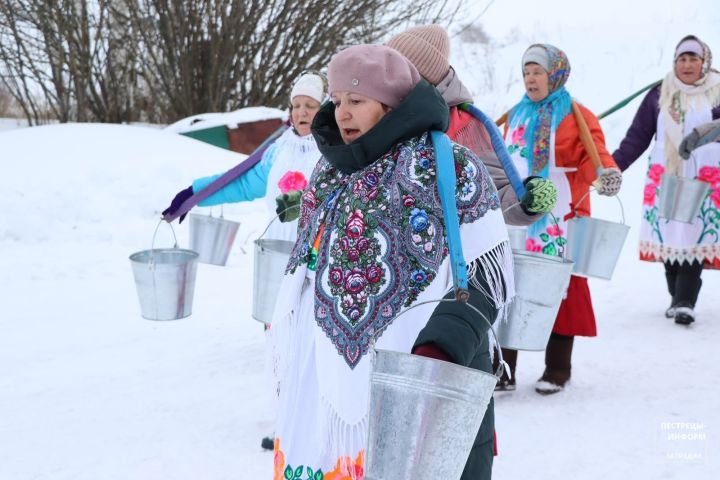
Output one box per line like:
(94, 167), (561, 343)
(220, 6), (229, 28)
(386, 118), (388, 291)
(285, 132), (502, 368)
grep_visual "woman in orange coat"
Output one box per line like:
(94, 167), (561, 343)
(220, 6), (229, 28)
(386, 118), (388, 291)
(500, 44), (622, 394)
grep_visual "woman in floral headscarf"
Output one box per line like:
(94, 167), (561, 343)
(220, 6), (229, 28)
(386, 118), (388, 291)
(614, 35), (720, 326)
(271, 44), (513, 479)
(498, 44), (621, 394)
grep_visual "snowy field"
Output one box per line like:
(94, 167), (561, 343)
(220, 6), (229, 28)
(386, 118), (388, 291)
(1, 1), (719, 479)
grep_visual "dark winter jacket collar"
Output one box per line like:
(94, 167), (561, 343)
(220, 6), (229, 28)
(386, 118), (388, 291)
(311, 80), (449, 174)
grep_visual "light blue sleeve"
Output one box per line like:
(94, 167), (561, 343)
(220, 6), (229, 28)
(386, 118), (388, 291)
(192, 144), (277, 207)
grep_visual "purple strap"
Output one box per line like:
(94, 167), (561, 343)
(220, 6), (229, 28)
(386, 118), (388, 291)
(163, 125), (289, 223)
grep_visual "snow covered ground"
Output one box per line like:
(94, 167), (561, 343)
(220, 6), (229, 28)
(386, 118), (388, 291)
(0, 117), (28, 132)
(1, 1), (719, 479)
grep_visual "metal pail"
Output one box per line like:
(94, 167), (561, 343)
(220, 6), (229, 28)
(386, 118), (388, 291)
(366, 351), (498, 480)
(565, 194), (630, 280)
(507, 227), (527, 251)
(129, 222), (199, 320)
(251, 206), (299, 324)
(365, 299), (502, 480)
(657, 174), (710, 224)
(497, 251), (574, 351)
(252, 238), (293, 324)
(189, 212), (240, 266)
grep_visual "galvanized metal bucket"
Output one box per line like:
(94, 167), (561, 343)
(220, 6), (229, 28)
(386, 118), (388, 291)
(251, 210), (296, 324)
(497, 250), (574, 351)
(507, 227), (527, 251)
(366, 299), (502, 480)
(566, 193), (630, 280)
(657, 173), (710, 224)
(189, 208), (240, 266)
(129, 221), (199, 320)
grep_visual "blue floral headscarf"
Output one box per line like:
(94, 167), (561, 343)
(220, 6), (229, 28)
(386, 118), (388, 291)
(509, 44), (573, 177)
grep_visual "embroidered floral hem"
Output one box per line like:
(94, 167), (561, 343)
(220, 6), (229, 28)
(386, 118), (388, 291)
(274, 439), (364, 480)
(639, 240), (720, 269)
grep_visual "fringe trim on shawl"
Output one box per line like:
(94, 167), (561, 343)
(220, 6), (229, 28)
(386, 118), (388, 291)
(467, 239), (515, 310)
(453, 111), (496, 159)
(466, 240), (514, 360)
(317, 395), (367, 480)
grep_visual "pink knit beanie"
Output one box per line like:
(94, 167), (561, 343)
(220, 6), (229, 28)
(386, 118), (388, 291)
(327, 44), (421, 108)
(386, 24), (450, 85)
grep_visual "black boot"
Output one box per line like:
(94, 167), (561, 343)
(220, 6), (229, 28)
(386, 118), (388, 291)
(261, 436), (274, 450)
(493, 348), (517, 391)
(674, 262), (703, 326)
(674, 307), (695, 325)
(536, 333), (574, 395)
(664, 263), (678, 318)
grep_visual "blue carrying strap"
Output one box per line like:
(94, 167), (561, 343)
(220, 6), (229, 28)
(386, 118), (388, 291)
(430, 131), (469, 303)
(459, 103), (527, 200)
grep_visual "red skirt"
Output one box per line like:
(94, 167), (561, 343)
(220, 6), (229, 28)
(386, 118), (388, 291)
(552, 275), (597, 337)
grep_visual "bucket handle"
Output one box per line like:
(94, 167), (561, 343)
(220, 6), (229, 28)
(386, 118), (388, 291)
(376, 297), (507, 381)
(151, 218), (179, 250)
(573, 188), (626, 225)
(663, 151), (703, 178)
(257, 204), (301, 241)
(149, 219), (180, 266)
(684, 151), (703, 178)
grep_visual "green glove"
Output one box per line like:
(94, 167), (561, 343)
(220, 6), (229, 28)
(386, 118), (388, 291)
(520, 177), (557, 215)
(275, 190), (302, 223)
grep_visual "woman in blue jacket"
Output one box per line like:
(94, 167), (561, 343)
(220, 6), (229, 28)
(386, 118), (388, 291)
(163, 71), (327, 241)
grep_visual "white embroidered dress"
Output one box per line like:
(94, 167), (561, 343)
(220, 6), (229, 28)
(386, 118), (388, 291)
(269, 135), (512, 479)
(640, 73), (720, 268)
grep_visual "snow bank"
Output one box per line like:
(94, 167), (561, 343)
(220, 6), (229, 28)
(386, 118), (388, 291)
(164, 107), (288, 134)
(1, 123), (254, 244)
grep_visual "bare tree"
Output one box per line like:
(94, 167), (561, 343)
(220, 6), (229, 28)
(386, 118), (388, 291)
(117, 0), (464, 122)
(0, 83), (17, 117)
(0, 0), (137, 124)
(0, 0), (465, 125)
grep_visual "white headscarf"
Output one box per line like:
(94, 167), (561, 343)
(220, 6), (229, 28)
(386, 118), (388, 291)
(660, 35), (720, 175)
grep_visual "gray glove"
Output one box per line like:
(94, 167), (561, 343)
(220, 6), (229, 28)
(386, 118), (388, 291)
(679, 130), (699, 160)
(679, 120), (720, 159)
(594, 168), (622, 196)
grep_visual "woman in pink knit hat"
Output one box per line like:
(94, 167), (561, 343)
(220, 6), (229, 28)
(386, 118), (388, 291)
(270, 44), (513, 479)
(387, 24), (559, 227)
